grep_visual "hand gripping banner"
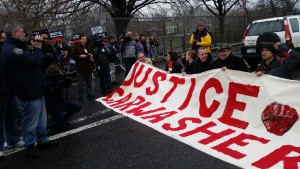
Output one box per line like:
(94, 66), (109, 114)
(97, 62), (300, 169)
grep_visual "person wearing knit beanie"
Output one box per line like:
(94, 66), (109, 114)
(256, 42), (300, 79)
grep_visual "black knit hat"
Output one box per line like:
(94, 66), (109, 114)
(261, 44), (277, 54)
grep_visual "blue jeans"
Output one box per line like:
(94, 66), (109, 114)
(17, 96), (48, 148)
(98, 64), (112, 92)
(5, 96), (22, 145)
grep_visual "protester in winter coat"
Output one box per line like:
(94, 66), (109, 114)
(106, 36), (118, 85)
(2, 22), (57, 159)
(44, 64), (81, 132)
(189, 21), (212, 53)
(256, 42), (300, 79)
(120, 31), (137, 77)
(210, 43), (248, 72)
(184, 49), (197, 75)
(72, 34), (95, 100)
(137, 52), (153, 65)
(137, 34), (154, 58)
(169, 51), (183, 74)
(193, 47), (213, 74)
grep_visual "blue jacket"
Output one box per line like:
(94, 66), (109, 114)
(2, 37), (44, 101)
(257, 44), (300, 79)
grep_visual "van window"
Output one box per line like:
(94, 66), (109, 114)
(247, 20), (284, 36)
(289, 18), (299, 32)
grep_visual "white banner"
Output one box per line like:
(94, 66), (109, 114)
(97, 62), (300, 169)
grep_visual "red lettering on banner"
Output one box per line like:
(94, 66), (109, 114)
(113, 96), (146, 111)
(178, 78), (196, 111)
(133, 65), (153, 88)
(141, 111), (177, 123)
(108, 93), (133, 107)
(146, 71), (167, 96)
(126, 103), (166, 116)
(199, 78), (223, 117)
(212, 133), (269, 159)
(161, 76), (185, 103)
(103, 88), (125, 100)
(162, 117), (202, 131)
(252, 145), (300, 169)
(180, 121), (235, 145)
(218, 82), (259, 129)
(122, 62), (139, 86)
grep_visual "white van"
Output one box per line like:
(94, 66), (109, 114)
(241, 15), (300, 69)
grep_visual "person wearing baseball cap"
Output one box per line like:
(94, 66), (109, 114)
(210, 43), (248, 72)
(256, 42), (300, 79)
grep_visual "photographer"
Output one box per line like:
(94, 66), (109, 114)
(44, 64), (81, 133)
(120, 31), (137, 76)
(71, 34), (95, 100)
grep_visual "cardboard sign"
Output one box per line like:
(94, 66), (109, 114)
(49, 30), (64, 41)
(98, 62), (300, 169)
(32, 29), (48, 37)
(91, 26), (103, 35)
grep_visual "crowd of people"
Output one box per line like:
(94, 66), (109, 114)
(0, 19), (300, 161)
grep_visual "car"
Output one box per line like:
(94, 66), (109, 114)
(241, 15), (300, 70)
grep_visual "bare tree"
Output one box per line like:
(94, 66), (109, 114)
(76, 0), (191, 38)
(269, 0), (299, 16)
(194, 0), (239, 34)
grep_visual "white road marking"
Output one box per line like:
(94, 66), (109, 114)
(4, 114), (124, 156)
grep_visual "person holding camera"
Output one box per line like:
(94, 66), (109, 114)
(120, 31), (138, 77)
(2, 22), (57, 159)
(44, 64), (81, 132)
(71, 34), (95, 100)
(189, 21), (212, 54)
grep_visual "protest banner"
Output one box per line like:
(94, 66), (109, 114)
(98, 62), (300, 169)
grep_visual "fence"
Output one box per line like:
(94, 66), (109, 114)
(1, 15), (262, 56)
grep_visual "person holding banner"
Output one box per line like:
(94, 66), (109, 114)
(72, 34), (95, 100)
(210, 43), (248, 72)
(256, 42), (300, 79)
(183, 49), (197, 75)
(137, 52), (153, 65)
(193, 47), (213, 74)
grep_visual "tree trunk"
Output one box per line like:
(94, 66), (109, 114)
(218, 15), (225, 43)
(113, 17), (131, 40)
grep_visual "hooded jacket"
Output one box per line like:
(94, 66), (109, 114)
(189, 28), (212, 53)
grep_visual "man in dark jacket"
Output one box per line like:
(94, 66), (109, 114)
(94, 42), (112, 95)
(210, 43), (248, 72)
(256, 42), (300, 79)
(72, 34), (95, 100)
(40, 33), (57, 73)
(106, 36), (118, 85)
(2, 22), (56, 159)
(193, 47), (213, 74)
(0, 30), (9, 159)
